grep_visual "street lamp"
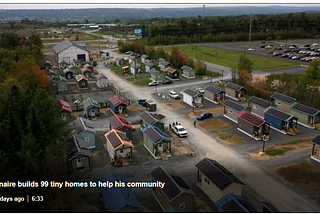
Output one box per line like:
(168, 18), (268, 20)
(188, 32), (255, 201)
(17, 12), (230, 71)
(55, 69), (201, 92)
(221, 70), (224, 82)
(262, 136), (266, 153)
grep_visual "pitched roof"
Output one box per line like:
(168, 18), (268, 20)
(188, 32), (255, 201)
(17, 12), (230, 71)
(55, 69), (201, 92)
(53, 40), (88, 54)
(96, 73), (108, 80)
(181, 65), (193, 72)
(69, 134), (91, 160)
(150, 166), (195, 201)
(141, 54), (150, 59)
(247, 96), (272, 107)
(145, 61), (155, 67)
(109, 95), (128, 107)
(216, 193), (258, 213)
(265, 107), (293, 121)
(205, 85), (225, 94)
(75, 74), (88, 82)
(99, 172), (141, 212)
(238, 111), (266, 127)
(291, 102), (320, 116)
(140, 111), (158, 125)
(83, 98), (101, 111)
(150, 69), (160, 75)
(165, 67), (177, 73)
(142, 125), (172, 144)
(56, 75), (67, 83)
(224, 100), (246, 112)
(312, 135), (320, 145)
(182, 88), (198, 97)
(270, 92), (296, 104)
(105, 129), (133, 150)
(225, 82), (246, 91)
(59, 100), (72, 112)
(130, 61), (141, 68)
(72, 117), (96, 134)
(195, 158), (244, 191)
(63, 68), (75, 74)
(109, 114), (133, 130)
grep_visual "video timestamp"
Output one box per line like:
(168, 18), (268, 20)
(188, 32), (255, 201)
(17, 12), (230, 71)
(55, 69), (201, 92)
(31, 196), (43, 202)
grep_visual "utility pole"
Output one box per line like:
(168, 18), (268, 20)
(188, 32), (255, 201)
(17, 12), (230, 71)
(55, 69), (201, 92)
(203, 5), (205, 17)
(285, 27), (289, 49)
(249, 13), (253, 43)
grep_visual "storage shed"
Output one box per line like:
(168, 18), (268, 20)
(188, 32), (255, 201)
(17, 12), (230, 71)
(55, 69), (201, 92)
(270, 92), (296, 113)
(290, 102), (320, 129)
(247, 96), (272, 118)
(223, 100), (247, 123)
(225, 83), (247, 101)
(204, 85), (225, 104)
(264, 107), (299, 135)
(53, 40), (89, 63)
(237, 111), (270, 141)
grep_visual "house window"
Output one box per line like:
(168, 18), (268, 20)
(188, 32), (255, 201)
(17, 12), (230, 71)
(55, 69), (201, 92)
(84, 137), (90, 142)
(77, 158), (82, 162)
(120, 150), (123, 153)
(61, 84), (64, 87)
(228, 109), (233, 114)
(253, 105), (258, 109)
(158, 144), (162, 148)
(174, 73), (177, 77)
(276, 101), (282, 106)
(82, 82), (86, 86)
(205, 177), (210, 185)
(179, 202), (185, 209)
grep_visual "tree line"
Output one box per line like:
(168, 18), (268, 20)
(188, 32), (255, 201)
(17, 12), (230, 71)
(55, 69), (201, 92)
(0, 32), (86, 212)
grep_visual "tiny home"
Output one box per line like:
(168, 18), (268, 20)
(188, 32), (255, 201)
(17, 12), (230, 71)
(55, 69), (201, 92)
(140, 111), (165, 131)
(68, 134), (91, 173)
(115, 57), (126, 66)
(141, 54), (151, 64)
(59, 100), (72, 120)
(237, 111), (270, 140)
(145, 61), (157, 73)
(83, 98), (101, 119)
(264, 107), (299, 135)
(290, 102), (320, 129)
(150, 69), (163, 82)
(47, 67), (60, 80)
(181, 65), (195, 79)
(56, 75), (68, 93)
(129, 55), (136, 64)
(98, 172), (141, 212)
(215, 193), (258, 213)
(96, 73), (108, 88)
(142, 125), (172, 159)
(181, 88), (203, 107)
(311, 135), (320, 164)
(82, 67), (92, 79)
(247, 96), (272, 118)
(204, 85), (225, 104)
(195, 158), (245, 203)
(270, 92), (296, 113)
(159, 58), (171, 71)
(109, 95), (128, 114)
(150, 166), (195, 212)
(166, 67), (179, 80)
(63, 67), (75, 79)
(72, 117), (96, 150)
(223, 100), (247, 123)
(130, 61), (141, 75)
(225, 82), (247, 101)
(104, 129), (133, 163)
(109, 114), (134, 140)
(75, 74), (88, 90)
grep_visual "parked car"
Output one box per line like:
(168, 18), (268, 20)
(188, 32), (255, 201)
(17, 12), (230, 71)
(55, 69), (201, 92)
(138, 98), (147, 107)
(148, 81), (160, 86)
(313, 43), (319, 46)
(169, 90), (179, 99)
(273, 52), (281, 57)
(266, 45), (273, 49)
(294, 56), (302, 60)
(172, 125), (188, 137)
(261, 41), (265, 43)
(277, 47), (283, 50)
(280, 44), (286, 47)
(196, 88), (205, 94)
(197, 112), (213, 121)
(162, 79), (173, 85)
(260, 45), (265, 48)
(248, 48), (254, 51)
(280, 54), (289, 58)
(267, 51), (274, 54)
(284, 49), (290, 53)
(305, 44), (311, 47)
(289, 45), (296, 49)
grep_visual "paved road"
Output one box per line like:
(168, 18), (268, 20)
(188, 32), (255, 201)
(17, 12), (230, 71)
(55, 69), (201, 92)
(43, 39), (108, 46)
(96, 61), (320, 212)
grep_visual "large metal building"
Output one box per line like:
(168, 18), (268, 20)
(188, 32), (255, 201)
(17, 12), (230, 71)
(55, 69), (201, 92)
(53, 40), (90, 64)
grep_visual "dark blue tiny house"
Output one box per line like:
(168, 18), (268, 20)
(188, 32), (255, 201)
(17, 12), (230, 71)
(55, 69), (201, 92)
(264, 107), (299, 135)
(109, 95), (128, 114)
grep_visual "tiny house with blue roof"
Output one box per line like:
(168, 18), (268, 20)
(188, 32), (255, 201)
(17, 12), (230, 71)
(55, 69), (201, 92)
(204, 85), (225, 104)
(142, 125), (172, 159)
(215, 193), (258, 213)
(98, 172), (141, 212)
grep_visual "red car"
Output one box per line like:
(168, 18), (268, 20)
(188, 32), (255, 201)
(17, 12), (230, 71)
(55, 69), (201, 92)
(267, 51), (274, 54)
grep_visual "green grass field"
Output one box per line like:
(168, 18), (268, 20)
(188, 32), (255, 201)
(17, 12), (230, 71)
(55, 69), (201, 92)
(134, 80), (150, 86)
(164, 45), (301, 70)
(126, 76), (150, 82)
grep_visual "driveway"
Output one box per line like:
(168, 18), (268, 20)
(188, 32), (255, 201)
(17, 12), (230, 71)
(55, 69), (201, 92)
(97, 61), (320, 212)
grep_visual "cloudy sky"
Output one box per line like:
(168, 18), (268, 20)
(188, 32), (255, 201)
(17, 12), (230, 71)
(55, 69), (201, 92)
(1, 1), (319, 10)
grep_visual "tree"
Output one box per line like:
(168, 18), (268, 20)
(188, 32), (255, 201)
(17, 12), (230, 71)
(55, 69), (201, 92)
(237, 54), (253, 74)
(305, 59), (320, 80)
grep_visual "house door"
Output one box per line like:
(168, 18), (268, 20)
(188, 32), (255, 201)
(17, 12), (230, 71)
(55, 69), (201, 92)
(90, 109), (96, 117)
(118, 106), (123, 113)
(62, 113), (67, 120)
(158, 143), (162, 152)
(76, 158), (84, 168)
(77, 54), (86, 62)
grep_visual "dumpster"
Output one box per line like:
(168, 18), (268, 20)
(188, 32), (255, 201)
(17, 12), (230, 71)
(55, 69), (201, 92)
(146, 100), (157, 112)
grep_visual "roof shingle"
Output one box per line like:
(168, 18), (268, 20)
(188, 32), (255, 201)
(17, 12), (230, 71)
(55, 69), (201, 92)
(247, 96), (272, 107)
(270, 92), (296, 104)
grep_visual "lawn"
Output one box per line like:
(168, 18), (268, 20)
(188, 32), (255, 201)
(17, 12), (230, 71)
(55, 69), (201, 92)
(110, 66), (123, 75)
(126, 76), (150, 82)
(218, 133), (245, 144)
(264, 137), (313, 156)
(134, 80), (150, 86)
(163, 45), (300, 70)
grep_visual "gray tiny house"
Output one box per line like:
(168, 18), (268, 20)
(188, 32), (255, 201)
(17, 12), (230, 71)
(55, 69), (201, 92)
(72, 117), (96, 150)
(68, 134), (91, 173)
(83, 98), (101, 119)
(247, 96), (272, 118)
(223, 100), (247, 123)
(204, 85), (225, 104)
(181, 65), (195, 79)
(56, 75), (68, 93)
(270, 92), (296, 114)
(225, 83), (247, 101)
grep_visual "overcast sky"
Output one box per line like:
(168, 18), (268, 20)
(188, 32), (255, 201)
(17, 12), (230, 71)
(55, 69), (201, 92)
(1, 2), (320, 10)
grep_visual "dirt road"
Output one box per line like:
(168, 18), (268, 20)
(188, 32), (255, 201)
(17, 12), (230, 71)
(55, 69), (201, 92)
(98, 62), (320, 212)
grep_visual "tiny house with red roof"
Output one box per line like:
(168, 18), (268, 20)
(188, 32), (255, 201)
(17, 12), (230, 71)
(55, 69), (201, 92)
(109, 95), (128, 114)
(109, 113), (134, 140)
(237, 111), (270, 141)
(59, 100), (72, 120)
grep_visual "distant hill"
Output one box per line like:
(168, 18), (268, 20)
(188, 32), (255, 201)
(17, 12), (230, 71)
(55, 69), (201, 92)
(1, 5), (320, 21)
